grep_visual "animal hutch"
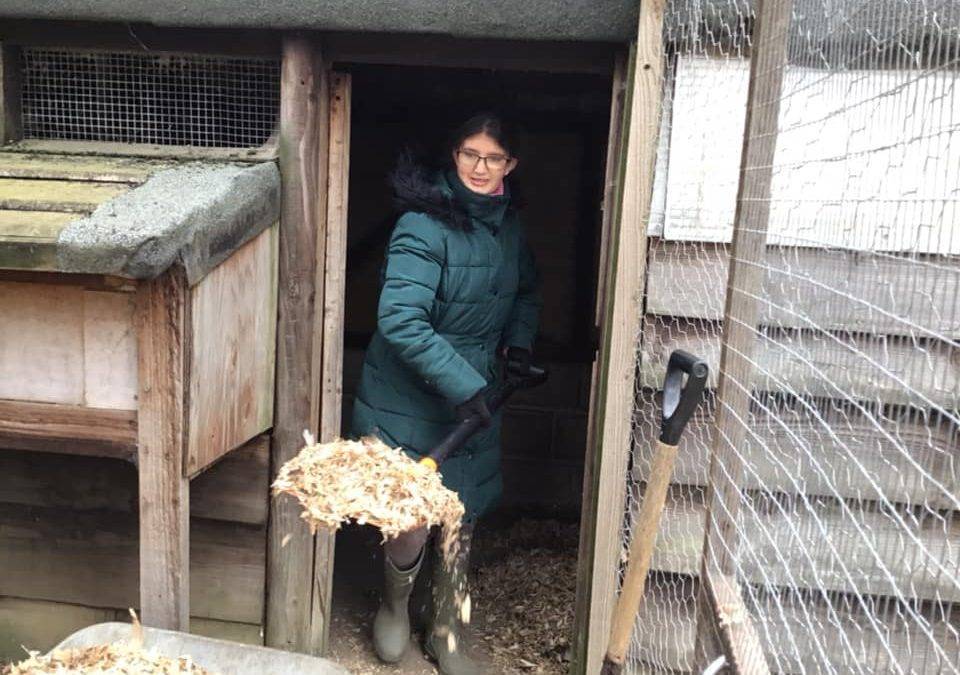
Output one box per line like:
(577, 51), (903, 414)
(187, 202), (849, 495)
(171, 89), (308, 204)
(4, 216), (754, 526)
(1, 0), (958, 673)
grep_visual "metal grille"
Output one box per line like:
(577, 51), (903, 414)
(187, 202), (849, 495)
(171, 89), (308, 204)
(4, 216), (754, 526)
(21, 48), (280, 148)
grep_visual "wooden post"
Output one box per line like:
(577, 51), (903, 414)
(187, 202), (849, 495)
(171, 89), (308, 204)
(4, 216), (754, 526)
(136, 267), (190, 631)
(573, 47), (633, 674)
(1, 43), (22, 144)
(266, 35), (329, 653)
(694, 0), (793, 671)
(593, 52), (629, 324)
(309, 70), (351, 655)
(573, 0), (667, 671)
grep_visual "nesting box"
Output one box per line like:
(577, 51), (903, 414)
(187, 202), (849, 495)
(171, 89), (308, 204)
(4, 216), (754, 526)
(0, 150), (281, 628)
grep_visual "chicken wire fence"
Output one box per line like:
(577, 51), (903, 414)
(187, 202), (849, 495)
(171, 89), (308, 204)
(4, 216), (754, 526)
(625, 0), (959, 673)
(21, 48), (280, 148)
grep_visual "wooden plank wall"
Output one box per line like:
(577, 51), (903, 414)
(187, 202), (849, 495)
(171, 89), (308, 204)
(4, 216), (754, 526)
(186, 224), (279, 477)
(0, 436), (270, 662)
(0, 279), (137, 409)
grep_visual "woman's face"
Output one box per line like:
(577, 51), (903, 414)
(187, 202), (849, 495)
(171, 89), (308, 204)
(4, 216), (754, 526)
(453, 132), (518, 195)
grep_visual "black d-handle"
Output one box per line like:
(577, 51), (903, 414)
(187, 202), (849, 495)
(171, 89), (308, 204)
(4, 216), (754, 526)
(426, 364), (548, 468)
(659, 350), (709, 446)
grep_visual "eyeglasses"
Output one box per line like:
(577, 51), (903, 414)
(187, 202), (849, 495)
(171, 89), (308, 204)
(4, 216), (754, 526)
(456, 148), (512, 171)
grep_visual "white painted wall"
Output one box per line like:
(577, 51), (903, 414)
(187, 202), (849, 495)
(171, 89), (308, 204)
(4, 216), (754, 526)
(658, 56), (960, 254)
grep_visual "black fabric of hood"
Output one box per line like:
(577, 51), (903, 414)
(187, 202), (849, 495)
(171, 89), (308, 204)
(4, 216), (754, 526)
(389, 152), (521, 232)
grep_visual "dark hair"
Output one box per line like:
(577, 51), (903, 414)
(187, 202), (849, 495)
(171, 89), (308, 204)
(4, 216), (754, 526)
(449, 113), (521, 159)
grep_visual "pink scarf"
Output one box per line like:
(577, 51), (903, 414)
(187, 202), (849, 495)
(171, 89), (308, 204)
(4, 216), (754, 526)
(491, 181), (505, 196)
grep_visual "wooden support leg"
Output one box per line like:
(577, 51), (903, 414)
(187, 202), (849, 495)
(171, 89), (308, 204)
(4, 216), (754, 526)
(266, 35), (328, 653)
(136, 267), (190, 630)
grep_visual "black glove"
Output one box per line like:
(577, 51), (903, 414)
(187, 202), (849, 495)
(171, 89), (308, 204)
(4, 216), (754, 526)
(505, 346), (533, 376)
(455, 389), (492, 428)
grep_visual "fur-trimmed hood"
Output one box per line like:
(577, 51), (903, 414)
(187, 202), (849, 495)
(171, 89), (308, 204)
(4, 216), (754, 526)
(389, 153), (516, 232)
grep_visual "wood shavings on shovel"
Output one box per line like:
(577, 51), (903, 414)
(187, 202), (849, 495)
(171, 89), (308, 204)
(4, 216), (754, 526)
(272, 433), (466, 562)
(2, 611), (214, 675)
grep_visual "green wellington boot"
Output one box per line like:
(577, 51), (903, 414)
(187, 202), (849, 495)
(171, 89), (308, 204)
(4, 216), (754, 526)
(373, 549), (424, 662)
(425, 527), (482, 675)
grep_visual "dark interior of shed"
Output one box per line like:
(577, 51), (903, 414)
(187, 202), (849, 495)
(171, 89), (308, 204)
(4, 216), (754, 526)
(329, 62), (611, 672)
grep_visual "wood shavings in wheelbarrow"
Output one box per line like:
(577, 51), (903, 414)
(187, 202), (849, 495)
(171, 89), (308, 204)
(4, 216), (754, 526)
(272, 434), (466, 561)
(2, 611), (214, 675)
(472, 519), (578, 674)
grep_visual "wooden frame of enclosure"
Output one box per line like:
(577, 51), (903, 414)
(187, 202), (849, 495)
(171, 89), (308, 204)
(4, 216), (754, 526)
(0, 13), (777, 668)
(0, 226), (279, 629)
(572, 0), (785, 672)
(0, 13), (659, 662)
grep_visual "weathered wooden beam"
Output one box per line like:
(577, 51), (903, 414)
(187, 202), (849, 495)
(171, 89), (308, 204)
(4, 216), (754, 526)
(266, 35), (328, 653)
(0, 43), (21, 145)
(0, 151), (163, 183)
(0, 436), (270, 525)
(576, 1), (667, 671)
(9, 139), (278, 162)
(190, 436), (271, 526)
(0, 177), (129, 212)
(135, 266), (190, 631)
(695, 0), (793, 668)
(574, 51), (632, 674)
(0, 504), (264, 624)
(593, 53), (629, 325)
(634, 396), (959, 510)
(0, 401), (136, 460)
(309, 70), (351, 655)
(324, 33), (615, 75)
(574, 51), (633, 675)
(702, 570), (770, 674)
(646, 239), (960, 338)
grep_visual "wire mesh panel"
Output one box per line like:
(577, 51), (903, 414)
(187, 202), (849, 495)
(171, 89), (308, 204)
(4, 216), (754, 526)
(21, 48), (280, 148)
(626, 0), (960, 672)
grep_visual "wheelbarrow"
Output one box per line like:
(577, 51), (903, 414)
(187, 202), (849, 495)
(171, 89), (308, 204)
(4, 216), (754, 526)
(49, 622), (350, 674)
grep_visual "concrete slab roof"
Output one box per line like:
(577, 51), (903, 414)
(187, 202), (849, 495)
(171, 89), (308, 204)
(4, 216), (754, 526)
(0, 152), (280, 282)
(0, 0), (640, 43)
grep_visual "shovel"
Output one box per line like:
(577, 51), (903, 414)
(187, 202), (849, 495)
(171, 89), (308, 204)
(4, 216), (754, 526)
(418, 354), (549, 472)
(601, 349), (709, 675)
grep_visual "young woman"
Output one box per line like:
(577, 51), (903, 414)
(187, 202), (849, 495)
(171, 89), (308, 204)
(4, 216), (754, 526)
(352, 113), (541, 673)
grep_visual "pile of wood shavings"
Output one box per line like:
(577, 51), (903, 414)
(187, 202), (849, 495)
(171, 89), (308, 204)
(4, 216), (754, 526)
(273, 434), (466, 561)
(2, 612), (214, 675)
(472, 520), (578, 673)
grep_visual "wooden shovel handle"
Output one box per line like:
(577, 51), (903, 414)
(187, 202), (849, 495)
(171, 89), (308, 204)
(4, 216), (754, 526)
(604, 438), (679, 667)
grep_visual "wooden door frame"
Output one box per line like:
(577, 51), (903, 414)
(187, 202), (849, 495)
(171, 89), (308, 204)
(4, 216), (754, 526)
(265, 35), (329, 653)
(264, 44), (351, 653)
(270, 38), (635, 656)
(572, 0), (668, 671)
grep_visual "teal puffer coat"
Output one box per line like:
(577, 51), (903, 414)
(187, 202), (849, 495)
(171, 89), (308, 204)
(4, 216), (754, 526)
(352, 167), (541, 520)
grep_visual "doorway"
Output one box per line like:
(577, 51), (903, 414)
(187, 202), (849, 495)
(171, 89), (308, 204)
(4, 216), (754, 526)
(329, 61), (613, 673)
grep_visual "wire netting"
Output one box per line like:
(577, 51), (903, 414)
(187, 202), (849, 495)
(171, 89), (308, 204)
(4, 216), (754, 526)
(21, 48), (280, 148)
(625, 0), (960, 672)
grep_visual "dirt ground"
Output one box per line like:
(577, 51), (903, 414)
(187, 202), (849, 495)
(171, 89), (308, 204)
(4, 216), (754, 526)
(326, 517), (578, 674)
